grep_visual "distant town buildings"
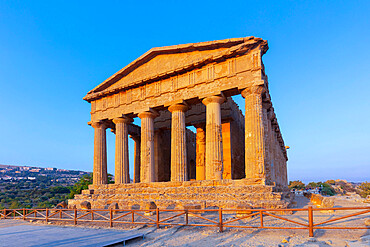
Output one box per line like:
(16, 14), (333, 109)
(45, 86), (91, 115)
(0, 164), (90, 185)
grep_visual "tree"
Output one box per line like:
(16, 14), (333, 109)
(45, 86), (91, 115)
(9, 200), (21, 209)
(358, 182), (370, 198)
(306, 182), (318, 189)
(289, 180), (305, 190)
(37, 201), (53, 208)
(68, 173), (93, 199)
(321, 184), (336, 196)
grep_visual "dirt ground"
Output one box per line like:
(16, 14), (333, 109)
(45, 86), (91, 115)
(2, 194), (369, 247)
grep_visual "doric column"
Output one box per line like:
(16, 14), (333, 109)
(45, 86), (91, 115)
(113, 117), (133, 184)
(202, 96), (225, 180)
(129, 135), (141, 183)
(91, 121), (108, 185)
(241, 85), (267, 180)
(168, 103), (188, 182)
(138, 111), (158, 183)
(195, 124), (206, 180)
(267, 110), (276, 183)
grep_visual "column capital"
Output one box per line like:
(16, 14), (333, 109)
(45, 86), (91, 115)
(241, 85), (266, 97)
(91, 121), (107, 129)
(113, 116), (133, 124)
(168, 103), (188, 113)
(202, 95), (225, 106)
(138, 110), (159, 119)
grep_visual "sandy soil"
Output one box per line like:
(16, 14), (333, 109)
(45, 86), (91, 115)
(3, 194), (369, 247)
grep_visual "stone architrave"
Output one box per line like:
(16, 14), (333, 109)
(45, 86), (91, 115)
(241, 85), (267, 180)
(168, 103), (189, 181)
(202, 96), (225, 180)
(195, 124), (206, 180)
(138, 111), (158, 183)
(130, 135), (141, 183)
(113, 117), (133, 184)
(91, 122), (108, 185)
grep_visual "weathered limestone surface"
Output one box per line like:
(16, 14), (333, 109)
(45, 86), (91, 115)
(68, 180), (292, 210)
(91, 122), (107, 185)
(186, 130), (196, 180)
(168, 104), (188, 181)
(138, 111), (157, 183)
(202, 96), (225, 180)
(130, 134), (141, 183)
(113, 117), (132, 184)
(72, 37), (291, 211)
(242, 86), (266, 181)
(195, 125), (206, 180)
(154, 129), (171, 182)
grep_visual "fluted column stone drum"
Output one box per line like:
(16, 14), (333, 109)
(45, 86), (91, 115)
(91, 122), (108, 185)
(202, 96), (225, 180)
(113, 117), (133, 184)
(242, 86), (267, 180)
(168, 103), (188, 182)
(138, 111), (158, 183)
(130, 135), (141, 183)
(195, 124), (206, 180)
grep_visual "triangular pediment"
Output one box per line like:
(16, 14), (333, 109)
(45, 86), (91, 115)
(84, 36), (267, 101)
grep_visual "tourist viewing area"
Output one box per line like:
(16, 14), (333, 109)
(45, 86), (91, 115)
(69, 37), (291, 210)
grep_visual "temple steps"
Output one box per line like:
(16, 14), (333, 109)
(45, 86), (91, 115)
(74, 192), (281, 201)
(83, 185), (274, 196)
(69, 198), (289, 210)
(75, 193), (281, 200)
(68, 179), (292, 210)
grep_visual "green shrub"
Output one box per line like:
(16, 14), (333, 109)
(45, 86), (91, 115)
(326, 180), (336, 185)
(9, 200), (22, 209)
(289, 180), (305, 190)
(321, 186), (336, 196)
(68, 173), (93, 199)
(358, 182), (370, 198)
(305, 182), (315, 189)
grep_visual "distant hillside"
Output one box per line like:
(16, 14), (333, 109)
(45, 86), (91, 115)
(0, 164), (18, 168)
(0, 164), (90, 209)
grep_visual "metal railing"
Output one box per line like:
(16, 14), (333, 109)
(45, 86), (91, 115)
(1, 206), (369, 237)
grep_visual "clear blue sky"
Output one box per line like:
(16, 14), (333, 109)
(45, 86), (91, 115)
(0, 1), (369, 183)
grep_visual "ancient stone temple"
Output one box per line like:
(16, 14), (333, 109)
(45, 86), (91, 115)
(69, 37), (291, 210)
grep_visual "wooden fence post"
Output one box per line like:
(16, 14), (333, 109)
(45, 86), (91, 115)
(110, 208), (113, 227)
(308, 206), (314, 237)
(260, 210), (263, 227)
(91, 210), (94, 221)
(45, 208), (49, 223)
(185, 209), (188, 225)
(131, 210), (134, 223)
(156, 208), (159, 228)
(74, 208), (77, 225)
(23, 208), (25, 221)
(219, 208), (223, 233)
